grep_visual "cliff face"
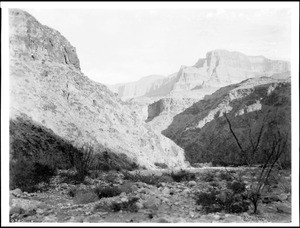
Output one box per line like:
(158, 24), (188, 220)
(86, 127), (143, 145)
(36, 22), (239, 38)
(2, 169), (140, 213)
(107, 75), (167, 99)
(10, 9), (80, 70)
(162, 76), (291, 165)
(9, 9), (188, 169)
(109, 49), (290, 100)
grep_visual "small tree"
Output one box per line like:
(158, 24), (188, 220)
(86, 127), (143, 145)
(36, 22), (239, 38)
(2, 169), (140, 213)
(223, 111), (289, 213)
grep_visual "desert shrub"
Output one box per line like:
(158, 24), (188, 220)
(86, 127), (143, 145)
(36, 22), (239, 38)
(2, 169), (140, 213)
(111, 197), (139, 212)
(122, 171), (162, 186)
(10, 157), (55, 192)
(218, 171), (233, 181)
(73, 190), (99, 204)
(199, 172), (215, 182)
(170, 170), (196, 182)
(93, 151), (139, 172)
(73, 144), (95, 180)
(103, 172), (120, 183)
(195, 186), (250, 214)
(154, 162), (168, 169)
(227, 180), (246, 194)
(94, 186), (122, 199)
(10, 117), (77, 170)
(96, 162), (112, 172)
(195, 188), (223, 213)
(68, 186), (77, 197)
(209, 181), (220, 188)
(158, 174), (174, 184)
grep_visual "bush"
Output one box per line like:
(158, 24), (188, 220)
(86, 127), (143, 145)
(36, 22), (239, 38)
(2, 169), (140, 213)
(111, 197), (139, 212)
(94, 186), (122, 199)
(68, 186), (78, 197)
(73, 144), (95, 180)
(218, 171), (233, 181)
(200, 172), (215, 182)
(10, 158), (55, 192)
(154, 162), (168, 169)
(195, 188), (223, 213)
(170, 170), (196, 182)
(227, 180), (246, 194)
(122, 171), (161, 186)
(195, 182), (250, 214)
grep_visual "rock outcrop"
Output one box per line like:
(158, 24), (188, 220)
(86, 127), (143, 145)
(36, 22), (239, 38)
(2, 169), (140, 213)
(9, 9), (188, 169)
(145, 98), (197, 133)
(162, 76), (291, 165)
(10, 9), (80, 70)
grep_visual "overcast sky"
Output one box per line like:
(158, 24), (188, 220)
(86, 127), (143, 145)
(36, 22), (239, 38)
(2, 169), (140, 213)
(24, 7), (291, 84)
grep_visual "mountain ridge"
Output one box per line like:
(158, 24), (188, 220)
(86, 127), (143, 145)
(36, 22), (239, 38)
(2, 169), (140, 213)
(9, 9), (189, 169)
(108, 49), (290, 100)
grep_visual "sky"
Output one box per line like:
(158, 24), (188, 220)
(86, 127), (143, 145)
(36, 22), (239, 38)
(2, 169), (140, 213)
(22, 6), (292, 85)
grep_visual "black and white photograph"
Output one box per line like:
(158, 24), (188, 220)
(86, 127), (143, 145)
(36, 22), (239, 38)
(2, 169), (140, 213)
(1, 1), (299, 226)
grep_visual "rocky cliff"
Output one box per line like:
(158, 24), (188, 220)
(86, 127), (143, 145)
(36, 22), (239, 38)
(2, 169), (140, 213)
(109, 49), (290, 100)
(9, 9), (189, 169)
(107, 74), (168, 99)
(162, 76), (291, 166)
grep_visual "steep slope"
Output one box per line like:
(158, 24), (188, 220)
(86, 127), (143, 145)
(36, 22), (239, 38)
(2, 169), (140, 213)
(162, 77), (291, 166)
(9, 9), (188, 169)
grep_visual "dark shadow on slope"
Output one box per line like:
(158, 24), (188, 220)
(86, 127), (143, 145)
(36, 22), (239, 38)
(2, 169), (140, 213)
(9, 115), (139, 191)
(162, 81), (291, 167)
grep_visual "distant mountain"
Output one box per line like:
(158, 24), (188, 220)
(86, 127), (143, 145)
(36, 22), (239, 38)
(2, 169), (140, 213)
(109, 49), (290, 100)
(9, 9), (188, 169)
(107, 74), (167, 99)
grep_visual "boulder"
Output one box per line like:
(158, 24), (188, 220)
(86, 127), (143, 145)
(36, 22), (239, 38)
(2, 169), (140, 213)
(10, 188), (22, 197)
(143, 197), (161, 210)
(187, 181), (197, 187)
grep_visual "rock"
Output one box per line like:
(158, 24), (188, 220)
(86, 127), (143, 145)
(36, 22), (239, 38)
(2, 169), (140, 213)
(279, 194), (288, 201)
(156, 217), (170, 223)
(61, 183), (69, 189)
(213, 214), (221, 220)
(120, 197), (128, 203)
(10, 188), (22, 197)
(11, 198), (46, 213)
(143, 197), (161, 210)
(120, 192), (127, 197)
(131, 185), (139, 192)
(162, 187), (170, 195)
(189, 212), (195, 218)
(223, 214), (244, 223)
(182, 189), (190, 196)
(187, 181), (197, 187)
(67, 216), (85, 222)
(195, 205), (203, 211)
(139, 188), (151, 194)
(276, 204), (291, 214)
(10, 206), (25, 215)
(262, 195), (282, 204)
(43, 215), (58, 222)
(36, 208), (44, 214)
(135, 202), (144, 210)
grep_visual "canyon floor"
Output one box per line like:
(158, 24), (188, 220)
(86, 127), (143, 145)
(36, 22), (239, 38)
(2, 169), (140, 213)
(9, 167), (291, 224)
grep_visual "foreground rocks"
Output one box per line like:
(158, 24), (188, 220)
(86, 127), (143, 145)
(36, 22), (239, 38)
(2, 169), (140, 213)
(9, 168), (291, 223)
